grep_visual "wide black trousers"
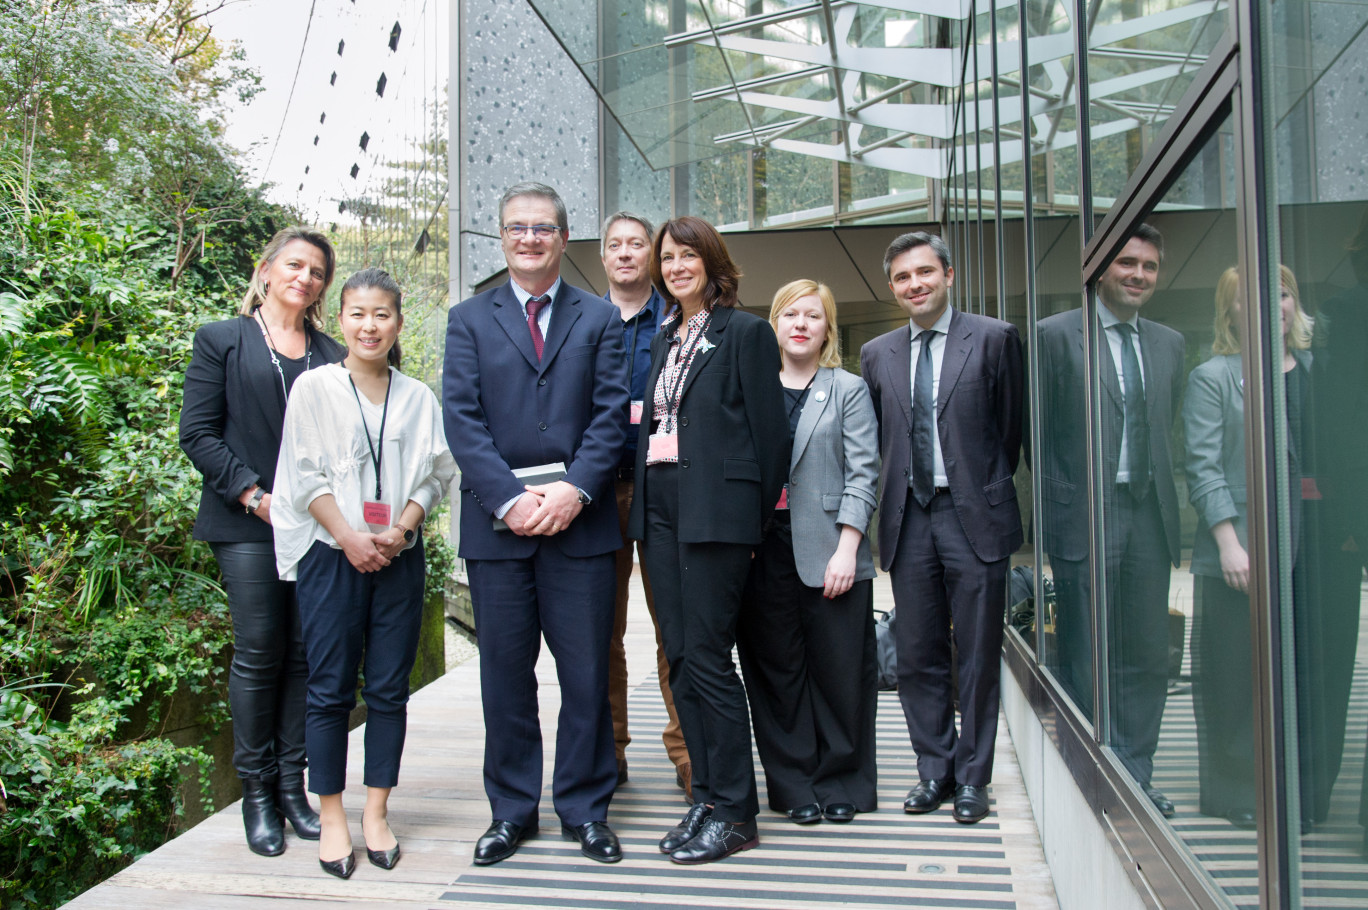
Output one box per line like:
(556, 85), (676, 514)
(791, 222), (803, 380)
(737, 514), (878, 812)
(640, 463), (759, 823)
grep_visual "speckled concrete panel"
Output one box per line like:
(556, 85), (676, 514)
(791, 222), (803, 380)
(462, 0), (600, 288)
(1311, 6), (1368, 200)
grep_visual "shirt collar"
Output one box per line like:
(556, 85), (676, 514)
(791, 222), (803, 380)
(607, 287), (664, 325)
(510, 276), (563, 310)
(910, 306), (954, 341)
(1098, 301), (1139, 331)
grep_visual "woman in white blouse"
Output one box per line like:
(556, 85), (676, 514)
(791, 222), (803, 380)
(273, 269), (456, 879)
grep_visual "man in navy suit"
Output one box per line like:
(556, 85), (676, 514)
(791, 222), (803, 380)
(443, 182), (630, 864)
(860, 232), (1024, 824)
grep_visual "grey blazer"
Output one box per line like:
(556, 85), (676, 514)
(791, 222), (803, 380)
(1183, 350), (1310, 578)
(787, 367), (880, 588)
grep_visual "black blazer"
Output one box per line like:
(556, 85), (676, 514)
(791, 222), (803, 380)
(861, 308), (1025, 568)
(627, 306), (789, 546)
(179, 315), (346, 543)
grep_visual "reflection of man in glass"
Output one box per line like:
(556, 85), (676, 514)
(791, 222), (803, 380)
(1309, 207), (1368, 833)
(1036, 224), (1185, 818)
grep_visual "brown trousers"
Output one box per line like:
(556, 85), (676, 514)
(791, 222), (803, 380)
(612, 478), (687, 768)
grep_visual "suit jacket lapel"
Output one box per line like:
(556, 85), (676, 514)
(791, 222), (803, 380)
(791, 368), (832, 466)
(538, 285), (581, 373)
(937, 310), (971, 416)
(493, 282), (542, 370)
(883, 328), (913, 428)
(678, 305), (730, 403)
(243, 316), (288, 432)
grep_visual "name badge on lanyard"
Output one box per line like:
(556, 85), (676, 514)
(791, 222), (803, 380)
(350, 372), (393, 529)
(630, 400), (644, 425)
(647, 433), (678, 461)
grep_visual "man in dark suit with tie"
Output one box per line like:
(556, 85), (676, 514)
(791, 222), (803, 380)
(860, 231), (1024, 824)
(1036, 223), (1184, 817)
(443, 182), (630, 864)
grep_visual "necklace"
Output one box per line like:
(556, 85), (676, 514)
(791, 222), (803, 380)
(254, 310), (312, 401)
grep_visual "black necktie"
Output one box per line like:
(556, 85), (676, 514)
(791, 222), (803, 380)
(1116, 323), (1150, 496)
(911, 329), (938, 508)
(526, 295), (550, 359)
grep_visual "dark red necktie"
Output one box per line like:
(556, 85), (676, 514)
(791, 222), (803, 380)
(526, 295), (550, 359)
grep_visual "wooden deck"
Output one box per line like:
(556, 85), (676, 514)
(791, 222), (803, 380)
(63, 572), (1057, 910)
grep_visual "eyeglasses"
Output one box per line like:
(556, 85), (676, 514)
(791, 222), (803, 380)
(501, 224), (561, 239)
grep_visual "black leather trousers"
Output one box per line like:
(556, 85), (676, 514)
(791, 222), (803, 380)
(211, 541), (308, 781)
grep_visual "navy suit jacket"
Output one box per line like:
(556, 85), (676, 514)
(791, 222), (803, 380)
(860, 308), (1025, 568)
(443, 280), (630, 560)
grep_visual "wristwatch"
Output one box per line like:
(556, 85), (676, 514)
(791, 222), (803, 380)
(244, 487), (265, 514)
(394, 523), (416, 543)
(576, 487), (592, 505)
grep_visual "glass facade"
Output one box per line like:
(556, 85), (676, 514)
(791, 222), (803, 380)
(506, 0), (1368, 904)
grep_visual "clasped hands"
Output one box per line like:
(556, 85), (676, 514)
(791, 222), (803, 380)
(505, 480), (583, 537)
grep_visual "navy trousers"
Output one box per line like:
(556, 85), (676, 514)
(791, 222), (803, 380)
(296, 538), (425, 795)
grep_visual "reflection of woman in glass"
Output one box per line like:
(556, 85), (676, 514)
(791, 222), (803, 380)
(736, 280), (880, 826)
(1183, 265), (1311, 828)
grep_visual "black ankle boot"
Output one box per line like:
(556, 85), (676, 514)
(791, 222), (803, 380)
(242, 779), (285, 856)
(276, 775), (321, 840)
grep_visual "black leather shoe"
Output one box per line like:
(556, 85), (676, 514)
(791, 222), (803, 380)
(824, 803), (857, 823)
(659, 802), (712, 853)
(276, 776), (321, 840)
(669, 817), (759, 864)
(319, 851), (356, 879)
(241, 779), (285, 856)
(1144, 785), (1176, 819)
(903, 778), (955, 814)
(786, 803), (822, 824)
(562, 821), (622, 863)
(473, 819), (536, 865)
(1224, 809), (1256, 830)
(953, 785), (990, 824)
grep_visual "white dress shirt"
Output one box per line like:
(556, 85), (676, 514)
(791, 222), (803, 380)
(909, 306), (954, 489)
(1099, 303), (1145, 483)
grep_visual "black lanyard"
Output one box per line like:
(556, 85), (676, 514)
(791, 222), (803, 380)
(348, 372), (392, 500)
(786, 371), (817, 425)
(663, 311), (711, 424)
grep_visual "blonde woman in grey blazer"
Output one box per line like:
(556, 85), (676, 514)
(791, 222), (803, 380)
(737, 279), (880, 825)
(1183, 265), (1312, 829)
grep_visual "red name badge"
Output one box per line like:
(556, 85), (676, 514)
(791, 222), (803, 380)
(647, 433), (679, 461)
(363, 501), (392, 526)
(776, 484), (789, 510)
(630, 400), (644, 425)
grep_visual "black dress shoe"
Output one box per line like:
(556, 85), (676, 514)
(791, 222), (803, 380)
(319, 851), (356, 879)
(903, 778), (955, 814)
(786, 803), (822, 824)
(473, 819), (536, 865)
(1143, 785), (1176, 819)
(953, 785), (990, 824)
(241, 779), (285, 856)
(660, 802), (712, 853)
(562, 821), (622, 863)
(824, 803), (857, 823)
(669, 817), (759, 864)
(276, 776), (321, 840)
(1224, 809), (1256, 830)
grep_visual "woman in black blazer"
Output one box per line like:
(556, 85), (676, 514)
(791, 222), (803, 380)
(627, 216), (789, 864)
(179, 227), (346, 857)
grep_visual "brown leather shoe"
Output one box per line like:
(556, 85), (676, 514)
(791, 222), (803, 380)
(675, 762), (693, 803)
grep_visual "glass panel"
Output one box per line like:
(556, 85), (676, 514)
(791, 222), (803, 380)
(1263, 0), (1368, 900)
(1027, 0), (1088, 703)
(1090, 117), (1245, 894)
(1085, 0), (1227, 213)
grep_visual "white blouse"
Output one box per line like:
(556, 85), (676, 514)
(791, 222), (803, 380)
(273, 363), (457, 580)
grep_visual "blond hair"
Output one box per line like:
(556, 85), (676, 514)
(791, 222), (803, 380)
(238, 227), (337, 329)
(768, 279), (842, 369)
(1212, 265), (1311, 355)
